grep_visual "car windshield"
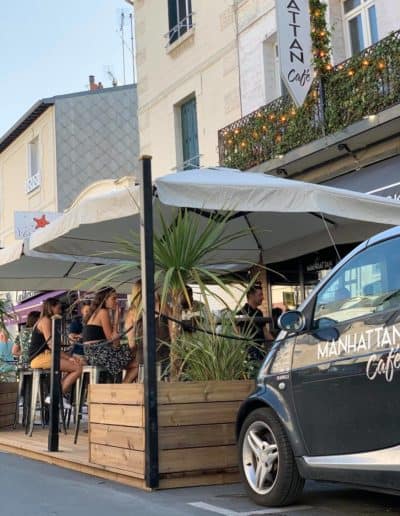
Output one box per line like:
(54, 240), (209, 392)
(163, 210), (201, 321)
(313, 238), (400, 328)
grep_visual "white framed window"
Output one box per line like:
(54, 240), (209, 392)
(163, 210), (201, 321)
(343, 0), (379, 56)
(263, 37), (288, 104)
(26, 136), (41, 193)
(274, 44), (288, 98)
(166, 0), (193, 46)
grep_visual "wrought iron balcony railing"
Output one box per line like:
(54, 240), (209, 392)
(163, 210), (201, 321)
(219, 30), (400, 171)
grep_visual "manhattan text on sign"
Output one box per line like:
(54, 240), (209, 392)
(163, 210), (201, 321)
(276, 0), (314, 107)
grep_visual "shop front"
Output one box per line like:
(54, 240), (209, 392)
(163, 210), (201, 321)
(269, 155), (400, 309)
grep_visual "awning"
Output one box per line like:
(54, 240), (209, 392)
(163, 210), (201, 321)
(13, 290), (66, 324)
(26, 168), (400, 268)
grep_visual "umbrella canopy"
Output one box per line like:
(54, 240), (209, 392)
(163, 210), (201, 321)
(156, 168), (400, 263)
(0, 241), (135, 293)
(28, 168), (400, 267)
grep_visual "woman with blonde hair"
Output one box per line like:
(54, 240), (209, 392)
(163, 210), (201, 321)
(124, 280), (170, 382)
(82, 287), (136, 381)
(28, 298), (82, 408)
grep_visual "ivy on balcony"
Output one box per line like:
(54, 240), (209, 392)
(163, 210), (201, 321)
(219, 30), (400, 171)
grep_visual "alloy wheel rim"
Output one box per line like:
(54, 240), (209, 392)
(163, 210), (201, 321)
(242, 420), (279, 495)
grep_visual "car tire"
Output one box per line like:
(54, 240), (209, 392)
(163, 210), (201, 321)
(238, 407), (304, 507)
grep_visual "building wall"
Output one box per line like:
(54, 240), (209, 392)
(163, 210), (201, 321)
(237, 0), (398, 117)
(236, 0), (276, 115)
(134, 0), (241, 177)
(55, 85), (139, 210)
(0, 107), (57, 247)
(376, 0), (399, 37)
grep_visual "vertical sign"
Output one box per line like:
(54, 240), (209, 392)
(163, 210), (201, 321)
(276, 0), (314, 107)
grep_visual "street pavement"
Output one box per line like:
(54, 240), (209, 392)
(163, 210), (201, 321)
(0, 452), (399, 515)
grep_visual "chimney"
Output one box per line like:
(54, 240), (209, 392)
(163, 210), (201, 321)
(89, 75), (97, 91)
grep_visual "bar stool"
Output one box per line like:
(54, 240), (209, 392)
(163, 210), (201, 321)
(14, 368), (33, 429)
(74, 365), (106, 444)
(137, 362), (162, 383)
(27, 369), (67, 437)
(27, 369), (49, 436)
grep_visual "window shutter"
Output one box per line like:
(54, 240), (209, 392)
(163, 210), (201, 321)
(181, 98), (199, 169)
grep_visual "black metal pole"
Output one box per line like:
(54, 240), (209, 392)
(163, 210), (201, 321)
(139, 155), (159, 489)
(48, 315), (62, 452)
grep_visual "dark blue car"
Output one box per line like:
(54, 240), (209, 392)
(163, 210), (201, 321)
(237, 226), (400, 506)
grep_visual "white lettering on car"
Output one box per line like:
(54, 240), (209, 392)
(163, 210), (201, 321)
(366, 348), (400, 382)
(316, 325), (400, 383)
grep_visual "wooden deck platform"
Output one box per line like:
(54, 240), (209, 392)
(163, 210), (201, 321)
(0, 425), (148, 490)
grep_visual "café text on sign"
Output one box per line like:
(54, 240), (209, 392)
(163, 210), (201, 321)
(276, 0), (314, 107)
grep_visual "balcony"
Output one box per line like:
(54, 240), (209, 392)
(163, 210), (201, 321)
(25, 171), (41, 194)
(218, 31), (400, 172)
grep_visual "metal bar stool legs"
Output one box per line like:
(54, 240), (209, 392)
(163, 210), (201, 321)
(27, 369), (67, 437)
(28, 369), (42, 437)
(74, 366), (104, 444)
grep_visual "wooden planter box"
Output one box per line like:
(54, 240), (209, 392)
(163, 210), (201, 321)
(89, 380), (254, 489)
(0, 383), (17, 429)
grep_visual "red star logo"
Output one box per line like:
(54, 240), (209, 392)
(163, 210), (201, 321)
(33, 214), (50, 229)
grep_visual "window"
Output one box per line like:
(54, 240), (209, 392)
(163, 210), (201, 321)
(343, 0), (379, 56)
(167, 0), (193, 45)
(26, 136), (41, 193)
(28, 137), (39, 178)
(312, 237), (400, 328)
(181, 97), (199, 169)
(274, 44), (288, 98)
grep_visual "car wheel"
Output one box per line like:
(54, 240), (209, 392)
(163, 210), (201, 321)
(238, 407), (304, 507)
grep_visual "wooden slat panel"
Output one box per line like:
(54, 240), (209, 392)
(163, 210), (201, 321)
(0, 383), (18, 395)
(90, 443), (145, 476)
(90, 404), (144, 427)
(158, 401), (241, 427)
(0, 392), (18, 404)
(159, 445), (237, 473)
(158, 380), (254, 404)
(90, 423), (145, 451)
(159, 423), (235, 450)
(0, 403), (16, 417)
(89, 384), (144, 405)
(0, 414), (15, 428)
(159, 470), (240, 489)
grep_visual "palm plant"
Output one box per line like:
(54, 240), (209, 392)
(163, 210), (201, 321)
(86, 208), (269, 378)
(172, 309), (264, 381)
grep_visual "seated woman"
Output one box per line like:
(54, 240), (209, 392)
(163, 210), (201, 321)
(28, 298), (82, 409)
(124, 280), (170, 383)
(12, 311), (40, 367)
(82, 286), (136, 381)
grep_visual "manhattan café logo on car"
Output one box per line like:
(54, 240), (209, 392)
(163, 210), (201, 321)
(317, 325), (400, 383)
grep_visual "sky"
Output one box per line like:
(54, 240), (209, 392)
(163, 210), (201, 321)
(0, 0), (135, 137)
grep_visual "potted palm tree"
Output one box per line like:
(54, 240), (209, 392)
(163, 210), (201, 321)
(88, 209), (265, 488)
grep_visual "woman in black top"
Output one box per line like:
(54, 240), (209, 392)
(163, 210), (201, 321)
(29, 298), (82, 406)
(82, 287), (135, 379)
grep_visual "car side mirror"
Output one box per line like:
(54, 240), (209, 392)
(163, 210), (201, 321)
(278, 310), (306, 333)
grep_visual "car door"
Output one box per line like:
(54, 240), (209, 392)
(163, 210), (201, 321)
(291, 236), (400, 456)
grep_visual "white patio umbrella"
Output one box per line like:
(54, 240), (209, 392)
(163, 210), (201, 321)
(28, 168), (400, 268)
(0, 241), (135, 293)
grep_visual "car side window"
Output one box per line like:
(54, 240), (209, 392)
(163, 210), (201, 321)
(312, 237), (400, 328)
